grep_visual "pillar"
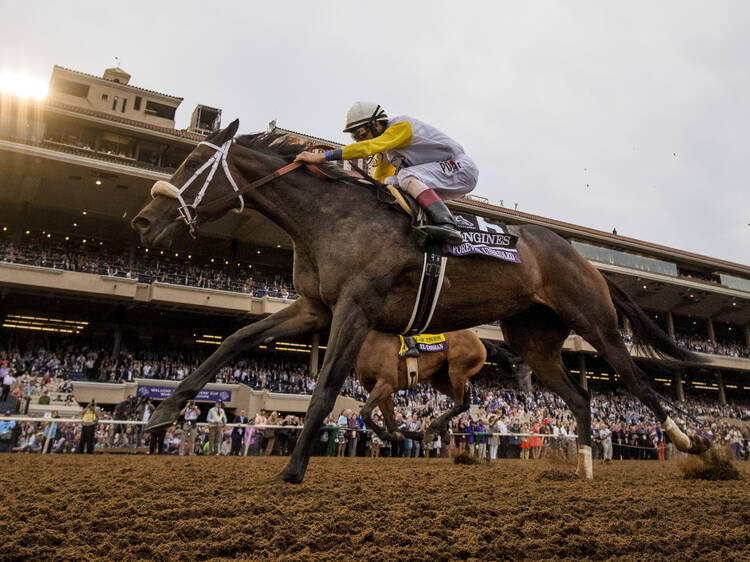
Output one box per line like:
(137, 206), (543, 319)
(111, 306), (126, 360)
(578, 354), (588, 391)
(229, 238), (238, 277)
(12, 201), (30, 245)
(674, 370), (685, 402)
(716, 371), (726, 406)
(128, 242), (136, 276)
(707, 319), (716, 344)
(666, 312), (675, 340)
(310, 333), (320, 376)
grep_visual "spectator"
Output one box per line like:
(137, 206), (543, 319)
(77, 400), (98, 454)
(179, 400), (200, 456)
(231, 409), (248, 456)
(336, 410), (348, 457)
(0, 411), (17, 452)
(207, 401), (227, 455)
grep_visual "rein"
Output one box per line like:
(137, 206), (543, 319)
(153, 139), (329, 238)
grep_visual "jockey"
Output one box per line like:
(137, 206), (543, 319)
(295, 101), (478, 245)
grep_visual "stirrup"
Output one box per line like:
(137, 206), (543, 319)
(400, 336), (420, 358)
(418, 224), (464, 246)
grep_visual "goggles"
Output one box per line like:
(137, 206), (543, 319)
(351, 125), (370, 142)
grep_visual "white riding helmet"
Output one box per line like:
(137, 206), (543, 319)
(343, 101), (388, 133)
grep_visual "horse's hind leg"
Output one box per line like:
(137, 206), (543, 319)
(428, 359), (478, 444)
(500, 306), (594, 478)
(426, 384), (470, 445)
(360, 380), (396, 441)
(547, 274), (709, 454)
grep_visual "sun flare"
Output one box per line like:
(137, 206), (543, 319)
(0, 72), (48, 99)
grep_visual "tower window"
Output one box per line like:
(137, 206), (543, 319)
(121, 98), (127, 113)
(134, 96), (142, 111)
(112, 96), (118, 111)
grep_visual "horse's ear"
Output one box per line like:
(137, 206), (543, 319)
(206, 119), (240, 144)
(225, 118), (240, 139)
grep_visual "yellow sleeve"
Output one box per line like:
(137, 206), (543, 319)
(372, 156), (396, 182)
(340, 120), (413, 160)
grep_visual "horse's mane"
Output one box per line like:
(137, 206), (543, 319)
(235, 133), (372, 186)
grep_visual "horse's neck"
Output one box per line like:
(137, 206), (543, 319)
(249, 172), (380, 247)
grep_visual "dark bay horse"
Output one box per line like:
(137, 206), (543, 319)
(355, 330), (531, 445)
(131, 119), (710, 482)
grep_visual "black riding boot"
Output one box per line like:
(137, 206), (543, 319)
(419, 200), (464, 245)
(401, 336), (420, 358)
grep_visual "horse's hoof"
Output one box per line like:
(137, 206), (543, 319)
(144, 407), (178, 433)
(275, 469), (304, 484)
(392, 431), (405, 442)
(688, 435), (712, 455)
(424, 431), (435, 444)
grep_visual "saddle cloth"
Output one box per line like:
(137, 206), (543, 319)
(384, 185), (520, 264)
(398, 333), (448, 355)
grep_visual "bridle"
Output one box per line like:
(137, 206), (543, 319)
(150, 138), (324, 238)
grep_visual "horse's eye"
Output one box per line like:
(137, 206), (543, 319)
(186, 160), (200, 171)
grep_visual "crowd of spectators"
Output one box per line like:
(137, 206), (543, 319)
(0, 237), (297, 299)
(3, 386), (747, 461)
(3, 235), (750, 360)
(674, 332), (750, 359)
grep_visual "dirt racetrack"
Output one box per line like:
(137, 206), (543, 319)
(1, 455), (748, 561)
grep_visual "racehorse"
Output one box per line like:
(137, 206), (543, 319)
(131, 119), (710, 482)
(355, 330), (531, 445)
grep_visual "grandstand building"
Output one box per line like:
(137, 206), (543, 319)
(1, 65), (749, 416)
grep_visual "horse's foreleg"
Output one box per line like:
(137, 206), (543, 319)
(145, 298), (330, 432)
(278, 299), (375, 484)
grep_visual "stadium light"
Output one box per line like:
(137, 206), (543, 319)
(0, 72), (48, 99)
(95, 180), (102, 186)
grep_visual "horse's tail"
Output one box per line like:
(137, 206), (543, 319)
(604, 277), (703, 364)
(481, 339), (534, 392)
(480, 339), (515, 373)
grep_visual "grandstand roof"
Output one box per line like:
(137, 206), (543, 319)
(53, 65), (183, 101)
(270, 125), (343, 148)
(453, 198), (750, 276)
(44, 98), (205, 142)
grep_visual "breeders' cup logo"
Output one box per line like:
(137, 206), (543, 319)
(454, 214), (474, 229)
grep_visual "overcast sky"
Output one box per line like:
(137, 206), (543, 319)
(1, 1), (748, 265)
